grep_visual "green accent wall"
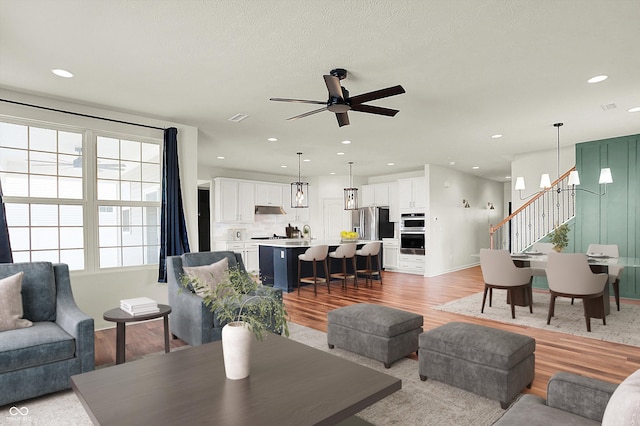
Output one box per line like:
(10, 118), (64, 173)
(575, 133), (639, 298)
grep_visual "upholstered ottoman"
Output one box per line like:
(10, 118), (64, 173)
(327, 303), (423, 368)
(419, 322), (535, 409)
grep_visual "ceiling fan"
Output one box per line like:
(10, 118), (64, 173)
(270, 68), (405, 127)
(30, 147), (125, 170)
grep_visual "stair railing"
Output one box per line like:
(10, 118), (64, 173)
(490, 167), (576, 253)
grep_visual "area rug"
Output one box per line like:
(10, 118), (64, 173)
(434, 291), (640, 347)
(0, 323), (508, 426)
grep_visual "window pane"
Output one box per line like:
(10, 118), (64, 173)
(121, 161), (141, 181)
(121, 140), (140, 161)
(29, 127), (56, 152)
(58, 153), (82, 177)
(144, 245), (159, 264)
(5, 203), (29, 226)
(59, 177), (83, 199)
(32, 250), (59, 263)
(142, 142), (160, 162)
(60, 249), (84, 270)
(30, 151), (57, 175)
(0, 122), (28, 149)
(144, 227), (159, 245)
(60, 205), (83, 226)
(121, 181), (141, 201)
(60, 227), (83, 249)
(97, 136), (119, 159)
(31, 204), (58, 226)
(1, 173), (28, 196)
(141, 163), (160, 183)
(122, 246), (143, 266)
(12, 251), (30, 263)
(30, 175), (58, 198)
(8, 227), (29, 250)
(143, 206), (160, 226)
(97, 161), (121, 180)
(122, 227), (143, 246)
(98, 206), (120, 225)
(58, 131), (82, 155)
(97, 179), (119, 200)
(0, 147), (28, 173)
(31, 228), (59, 250)
(99, 227), (120, 246)
(100, 247), (121, 268)
(128, 207), (143, 226)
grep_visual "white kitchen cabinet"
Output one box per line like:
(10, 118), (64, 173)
(212, 240), (259, 274)
(382, 238), (399, 269)
(388, 181), (400, 222)
(398, 177), (426, 211)
(214, 178), (255, 222)
(398, 254), (425, 275)
(361, 183), (390, 207)
(255, 183), (284, 206)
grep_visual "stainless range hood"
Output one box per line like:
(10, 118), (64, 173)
(254, 205), (287, 215)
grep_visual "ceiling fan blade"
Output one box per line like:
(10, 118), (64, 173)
(286, 106), (328, 121)
(323, 75), (344, 99)
(336, 113), (350, 127)
(270, 98), (326, 105)
(350, 104), (400, 117)
(348, 85), (405, 105)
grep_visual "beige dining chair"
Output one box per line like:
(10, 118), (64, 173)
(329, 243), (358, 289)
(479, 249), (534, 319)
(545, 252), (608, 332)
(587, 243), (623, 311)
(355, 242), (383, 287)
(530, 242), (555, 277)
(297, 245), (330, 295)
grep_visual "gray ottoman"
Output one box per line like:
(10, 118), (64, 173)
(419, 322), (535, 409)
(327, 303), (423, 368)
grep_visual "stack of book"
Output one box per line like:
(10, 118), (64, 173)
(120, 297), (160, 316)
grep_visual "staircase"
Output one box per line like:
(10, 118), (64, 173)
(490, 167), (576, 253)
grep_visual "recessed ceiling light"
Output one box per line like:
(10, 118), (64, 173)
(280, 165), (287, 168)
(303, 159), (310, 162)
(505, 176), (511, 179)
(491, 134), (503, 139)
(52, 69), (73, 78)
(267, 137), (277, 142)
(329, 172), (336, 175)
(387, 162), (395, 166)
(216, 156), (225, 160)
(449, 161), (456, 166)
(628, 106), (640, 113)
(337, 152), (345, 155)
(588, 75), (608, 84)
(472, 166), (480, 170)
(341, 140), (351, 145)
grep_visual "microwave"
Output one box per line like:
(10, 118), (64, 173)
(400, 213), (425, 233)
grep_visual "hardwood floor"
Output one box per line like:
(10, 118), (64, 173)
(94, 266), (640, 399)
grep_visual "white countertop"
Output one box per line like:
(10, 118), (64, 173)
(255, 239), (380, 248)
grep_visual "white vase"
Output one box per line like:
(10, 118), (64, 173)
(221, 321), (252, 380)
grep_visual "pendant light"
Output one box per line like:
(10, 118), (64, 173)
(344, 161), (358, 210)
(291, 152), (309, 208)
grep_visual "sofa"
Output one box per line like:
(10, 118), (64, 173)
(0, 262), (94, 406)
(167, 251), (284, 346)
(494, 369), (640, 425)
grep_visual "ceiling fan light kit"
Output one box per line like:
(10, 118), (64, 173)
(270, 68), (405, 127)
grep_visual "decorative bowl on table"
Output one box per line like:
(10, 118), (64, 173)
(340, 231), (359, 242)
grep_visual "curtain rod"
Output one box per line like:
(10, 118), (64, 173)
(0, 98), (165, 131)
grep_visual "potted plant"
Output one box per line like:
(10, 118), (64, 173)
(549, 223), (570, 252)
(181, 267), (289, 379)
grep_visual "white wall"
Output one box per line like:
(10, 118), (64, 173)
(0, 89), (199, 329)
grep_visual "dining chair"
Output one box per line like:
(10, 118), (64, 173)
(297, 245), (330, 295)
(545, 252), (608, 332)
(530, 242), (555, 277)
(355, 242), (383, 287)
(329, 243), (358, 289)
(586, 243), (623, 311)
(479, 249), (534, 319)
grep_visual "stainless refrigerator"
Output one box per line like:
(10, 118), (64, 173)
(352, 207), (395, 240)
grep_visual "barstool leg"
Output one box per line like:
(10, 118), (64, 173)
(341, 257), (347, 289)
(377, 253), (383, 285)
(312, 260), (318, 295)
(297, 258), (301, 295)
(324, 258), (330, 294)
(352, 257), (358, 288)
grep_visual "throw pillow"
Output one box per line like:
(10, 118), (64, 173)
(183, 257), (229, 297)
(602, 368), (640, 425)
(0, 272), (34, 332)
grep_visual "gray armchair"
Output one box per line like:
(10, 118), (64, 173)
(0, 262), (94, 406)
(167, 251), (283, 346)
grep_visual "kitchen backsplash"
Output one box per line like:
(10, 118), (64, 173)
(213, 215), (308, 241)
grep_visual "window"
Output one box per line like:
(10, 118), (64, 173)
(0, 120), (162, 271)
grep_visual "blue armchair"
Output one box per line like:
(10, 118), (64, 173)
(167, 251), (283, 346)
(0, 262), (94, 406)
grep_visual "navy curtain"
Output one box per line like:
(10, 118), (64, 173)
(158, 127), (190, 282)
(0, 181), (13, 263)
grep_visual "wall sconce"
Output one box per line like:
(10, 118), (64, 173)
(487, 202), (495, 210)
(463, 199), (470, 208)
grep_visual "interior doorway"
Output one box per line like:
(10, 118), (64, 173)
(198, 188), (210, 251)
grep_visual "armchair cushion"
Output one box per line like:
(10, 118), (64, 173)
(0, 261), (56, 322)
(602, 369), (640, 425)
(547, 372), (617, 422)
(183, 257), (229, 296)
(0, 272), (33, 332)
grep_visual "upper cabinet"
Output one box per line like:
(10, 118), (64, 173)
(255, 183), (284, 206)
(398, 177), (426, 212)
(388, 181), (400, 222)
(214, 178), (255, 222)
(361, 183), (390, 207)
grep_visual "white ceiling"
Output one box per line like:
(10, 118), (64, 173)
(1, 0), (639, 182)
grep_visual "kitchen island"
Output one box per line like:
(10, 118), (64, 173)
(257, 240), (382, 293)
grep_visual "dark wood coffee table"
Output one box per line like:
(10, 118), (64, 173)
(71, 333), (400, 425)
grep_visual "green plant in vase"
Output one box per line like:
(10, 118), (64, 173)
(549, 223), (570, 252)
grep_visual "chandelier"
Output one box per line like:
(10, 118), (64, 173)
(291, 152), (309, 208)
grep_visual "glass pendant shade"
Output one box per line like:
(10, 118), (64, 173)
(344, 188), (358, 210)
(568, 170), (581, 186)
(539, 174), (552, 189)
(291, 152), (309, 208)
(598, 168), (613, 184)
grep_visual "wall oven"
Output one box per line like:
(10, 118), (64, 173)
(400, 213), (425, 255)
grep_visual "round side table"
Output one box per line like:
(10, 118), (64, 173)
(103, 304), (172, 364)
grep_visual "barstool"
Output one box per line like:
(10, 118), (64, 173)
(329, 243), (358, 289)
(297, 245), (330, 295)
(355, 242), (382, 287)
